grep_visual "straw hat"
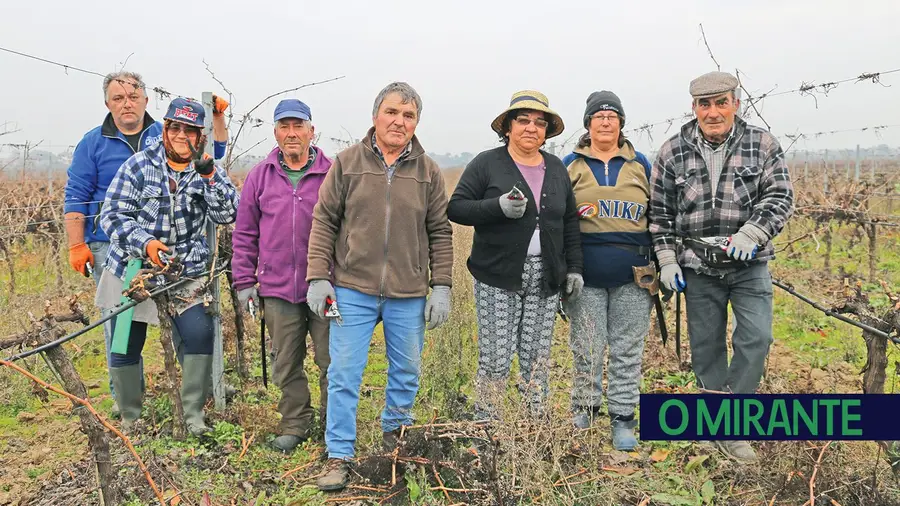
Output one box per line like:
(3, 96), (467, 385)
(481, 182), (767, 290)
(490, 90), (565, 139)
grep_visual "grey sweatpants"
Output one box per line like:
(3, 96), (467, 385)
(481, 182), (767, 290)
(569, 283), (652, 417)
(474, 256), (558, 418)
(682, 262), (774, 394)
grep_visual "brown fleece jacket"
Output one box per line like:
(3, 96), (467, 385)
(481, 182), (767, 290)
(306, 127), (453, 298)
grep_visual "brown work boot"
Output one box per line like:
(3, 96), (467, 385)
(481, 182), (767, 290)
(316, 458), (350, 491)
(383, 428), (402, 453)
(714, 440), (759, 463)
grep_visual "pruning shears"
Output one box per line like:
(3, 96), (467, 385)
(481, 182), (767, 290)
(556, 296), (569, 322)
(84, 261), (94, 278)
(324, 296), (343, 326)
(247, 297), (258, 320)
(508, 183), (526, 201)
(158, 251), (175, 266)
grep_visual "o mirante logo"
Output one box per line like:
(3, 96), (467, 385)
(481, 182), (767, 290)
(639, 394), (885, 441)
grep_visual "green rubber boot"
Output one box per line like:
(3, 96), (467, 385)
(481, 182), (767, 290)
(182, 355), (213, 436)
(109, 364), (144, 432)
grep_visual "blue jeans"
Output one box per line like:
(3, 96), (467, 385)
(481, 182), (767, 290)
(325, 286), (426, 459)
(88, 241), (145, 398)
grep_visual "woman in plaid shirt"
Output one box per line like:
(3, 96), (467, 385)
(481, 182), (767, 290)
(97, 97), (239, 435)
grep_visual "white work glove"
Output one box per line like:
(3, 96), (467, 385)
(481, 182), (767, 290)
(424, 285), (451, 330)
(498, 189), (528, 219)
(660, 263), (687, 293)
(307, 279), (336, 318)
(237, 286), (257, 312)
(564, 273), (584, 299)
(725, 230), (759, 261)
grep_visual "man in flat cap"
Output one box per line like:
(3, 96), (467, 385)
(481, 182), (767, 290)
(648, 71), (794, 463)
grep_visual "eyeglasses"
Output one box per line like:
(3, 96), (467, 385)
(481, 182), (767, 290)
(591, 114), (619, 123)
(167, 123), (201, 136)
(514, 116), (549, 129)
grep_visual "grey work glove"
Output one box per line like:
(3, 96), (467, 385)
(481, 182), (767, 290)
(660, 263), (686, 293)
(307, 279), (336, 318)
(237, 286), (258, 312)
(424, 285), (451, 330)
(498, 189), (528, 219)
(564, 273), (584, 299)
(725, 230), (759, 261)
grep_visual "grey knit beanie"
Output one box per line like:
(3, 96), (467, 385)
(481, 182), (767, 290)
(583, 91), (624, 127)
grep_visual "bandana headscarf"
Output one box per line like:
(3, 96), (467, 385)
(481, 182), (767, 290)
(163, 119), (207, 172)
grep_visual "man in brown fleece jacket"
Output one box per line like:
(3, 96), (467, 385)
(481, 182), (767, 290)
(306, 82), (454, 491)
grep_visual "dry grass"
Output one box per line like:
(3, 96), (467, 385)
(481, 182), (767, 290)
(1, 170), (900, 505)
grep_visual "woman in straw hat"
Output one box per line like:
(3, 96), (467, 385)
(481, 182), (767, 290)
(447, 90), (583, 420)
(560, 90), (653, 450)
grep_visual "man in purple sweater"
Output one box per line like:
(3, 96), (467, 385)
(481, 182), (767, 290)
(231, 99), (333, 452)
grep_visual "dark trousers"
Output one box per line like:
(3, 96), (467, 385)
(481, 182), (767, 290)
(109, 305), (214, 367)
(264, 296), (331, 437)
(682, 262), (774, 394)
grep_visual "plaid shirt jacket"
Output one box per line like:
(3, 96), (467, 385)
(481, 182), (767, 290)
(100, 142), (240, 279)
(648, 117), (794, 276)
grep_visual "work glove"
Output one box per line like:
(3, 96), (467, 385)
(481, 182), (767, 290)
(660, 263), (686, 293)
(564, 273), (584, 299)
(498, 188), (528, 219)
(68, 242), (94, 277)
(725, 231), (759, 261)
(145, 240), (170, 268)
(424, 285), (451, 330)
(237, 286), (257, 312)
(186, 135), (216, 177)
(307, 279), (336, 319)
(212, 94), (229, 116)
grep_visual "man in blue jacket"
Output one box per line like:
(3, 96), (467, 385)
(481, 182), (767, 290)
(63, 71), (229, 409)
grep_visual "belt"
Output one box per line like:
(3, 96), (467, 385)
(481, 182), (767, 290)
(606, 243), (651, 256)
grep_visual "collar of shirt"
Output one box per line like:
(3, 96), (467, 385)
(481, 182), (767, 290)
(694, 122), (735, 152)
(371, 132), (412, 169)
(278, 147), (316, 172)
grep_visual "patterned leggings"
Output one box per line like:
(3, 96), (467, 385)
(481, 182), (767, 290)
(474, 256), (558, 418)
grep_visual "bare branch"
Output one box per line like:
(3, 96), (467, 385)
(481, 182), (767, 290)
(118, 52), (134, 71)
(226, 75), (345, 166)
(228, 139), (267, 169)
(736, 69), (772, 131)
(699, 23), (721, 70)
(203, 58), (236, 132)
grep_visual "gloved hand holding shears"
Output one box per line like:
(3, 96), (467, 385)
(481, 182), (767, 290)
(722, 231), (758, 261)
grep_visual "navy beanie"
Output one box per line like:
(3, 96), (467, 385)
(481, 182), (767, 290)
(583, 91), (624, 127)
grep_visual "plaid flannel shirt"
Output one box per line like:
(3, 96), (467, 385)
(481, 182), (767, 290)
(371, 132), (412, 178)
(99, 141), (240, 279)
(648, 117), (794, 276)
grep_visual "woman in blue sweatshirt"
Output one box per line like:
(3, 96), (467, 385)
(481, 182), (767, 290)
(561, 91), (653, 450)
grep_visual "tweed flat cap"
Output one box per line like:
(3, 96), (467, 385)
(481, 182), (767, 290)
(689, 71), (739, 99)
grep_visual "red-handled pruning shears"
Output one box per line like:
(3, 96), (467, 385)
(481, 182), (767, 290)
(508, 183), (525, 201)
(324, 296), (343, 326)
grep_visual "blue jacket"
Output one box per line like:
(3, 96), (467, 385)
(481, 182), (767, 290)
(63, 112), (226, 244)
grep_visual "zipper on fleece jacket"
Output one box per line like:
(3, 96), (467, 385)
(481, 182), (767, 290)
(96, 130), (147, 237)
(379, 169), (394, 298)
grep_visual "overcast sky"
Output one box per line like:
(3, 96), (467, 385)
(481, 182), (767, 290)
(2, 0), (899, 161)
